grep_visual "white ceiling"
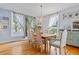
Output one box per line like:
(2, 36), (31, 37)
(0, 3), (79, 17)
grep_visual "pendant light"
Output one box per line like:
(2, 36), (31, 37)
(38, 4), (44, 26)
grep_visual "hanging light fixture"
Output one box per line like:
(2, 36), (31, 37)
(38, 4), (44, 25)
(40, 4), (43, 17)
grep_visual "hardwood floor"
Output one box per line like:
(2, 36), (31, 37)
(66, 45), (79, 55)
(0, 40), (79, 55)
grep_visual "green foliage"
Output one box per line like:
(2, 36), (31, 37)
(26, 16), (36, 32)
(13, 15), (18, 32)
(45, 26), (58, 34)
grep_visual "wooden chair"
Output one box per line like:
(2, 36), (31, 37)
(28, 31), (37, 48)
(34, 30), (45, 54)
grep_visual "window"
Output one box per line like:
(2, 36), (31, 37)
(11, 12), (25, 37)
(47, 14), (59, 36)
(49, 15), (59, 27)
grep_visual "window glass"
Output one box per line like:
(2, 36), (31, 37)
(11, 12), (25, 37)
(49, 15), (59, 27)
(47, 14), (59, 36)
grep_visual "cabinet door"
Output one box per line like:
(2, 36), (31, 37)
(71, 31), (79, 47)
(67, 31), (72, 45)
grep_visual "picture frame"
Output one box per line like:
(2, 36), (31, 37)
(73, 21), (79, 29)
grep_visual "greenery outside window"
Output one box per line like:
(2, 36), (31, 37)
(47, 14), (59, 38)
(11, 12), (25, 37)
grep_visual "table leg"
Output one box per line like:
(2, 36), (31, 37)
(44, 39), (49, 54)
(45, 40), (47, 54)
(46, 40), (48, 54)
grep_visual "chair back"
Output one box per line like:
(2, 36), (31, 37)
(35, 31), (43, 43)
(60, 30), (67, 47)
(30, 31), (36, 42)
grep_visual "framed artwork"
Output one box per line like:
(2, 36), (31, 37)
(0, 16), (9, 30)
(73, 21), (79, 29)
(63, 11), (79, 20)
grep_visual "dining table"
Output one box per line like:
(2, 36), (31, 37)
(41, 33), (56, 54)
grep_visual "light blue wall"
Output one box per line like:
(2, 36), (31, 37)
(0, 9), (11, 42)
(59, 5), (79, 29)
(0, 9), (25, 43)
(59, 6), (79, 47)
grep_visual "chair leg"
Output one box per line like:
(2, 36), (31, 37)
(66, 46), (71, 55)
(28, 40), (31, 46)
(56, 48), (59, 55)
(40, 44), (43, 54)
(64, 46), (66, 55)
(59, 48), (61, 55)
(55, 47), (57, 55)
(49, 45), (51, 55)
(64, 46), (68, 55)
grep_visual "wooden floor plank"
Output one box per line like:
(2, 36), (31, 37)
(0, 40), (79, 55)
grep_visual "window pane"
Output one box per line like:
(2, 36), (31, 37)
(49, 15), (59, 27)
(11, 12), (25, 37)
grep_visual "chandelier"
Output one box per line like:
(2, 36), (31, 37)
(38, 4), (44, 25)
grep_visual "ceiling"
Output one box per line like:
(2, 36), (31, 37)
(0, 3), (79, 17)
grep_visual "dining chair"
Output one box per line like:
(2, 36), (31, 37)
(28, 29), (44, 54)
(28, 31), (37, 48)
(49, 29), (67, 55)
(34, 30), (45, 54)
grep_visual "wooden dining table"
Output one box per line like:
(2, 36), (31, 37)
(41, 33), (56, 54)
